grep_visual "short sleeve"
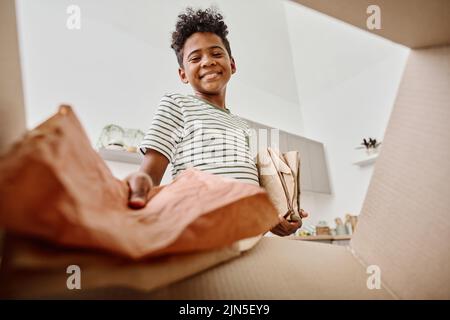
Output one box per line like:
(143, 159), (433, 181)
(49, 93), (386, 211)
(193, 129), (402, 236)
(139, 94), (184, 163)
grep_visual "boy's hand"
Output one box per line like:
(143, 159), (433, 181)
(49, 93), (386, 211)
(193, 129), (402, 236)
(125, 172), (154, 209)
(270, 209), (309, 237)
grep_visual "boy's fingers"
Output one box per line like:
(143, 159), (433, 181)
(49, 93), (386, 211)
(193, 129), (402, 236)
(274, 215), (300, 236)
(272, 225), (289, 237)
(279, 215), (296, 227)
(300, 209), (309, 218)
(128, 197), (146, 209)
(128, 192), (148, 208)
(286, 221), (300, 233)
(127, 173), (153, 209)
(290, 220), (301, 228)
(271, 219), (287, 236)
(271, 226), (282, 236)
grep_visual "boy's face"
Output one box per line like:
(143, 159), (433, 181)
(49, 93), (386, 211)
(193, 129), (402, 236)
(179, 32), (236, 96)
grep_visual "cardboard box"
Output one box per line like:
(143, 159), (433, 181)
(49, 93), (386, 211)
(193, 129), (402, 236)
(0, 0), (449, 299)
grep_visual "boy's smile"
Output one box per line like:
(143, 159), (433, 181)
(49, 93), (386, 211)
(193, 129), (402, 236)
(178, 32), (236, 108)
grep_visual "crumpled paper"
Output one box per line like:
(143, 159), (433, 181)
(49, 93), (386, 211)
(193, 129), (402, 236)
(0, 105), (279, 259)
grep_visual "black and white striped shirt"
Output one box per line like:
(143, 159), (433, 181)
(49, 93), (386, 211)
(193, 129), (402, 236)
(139, 93), (259, 185)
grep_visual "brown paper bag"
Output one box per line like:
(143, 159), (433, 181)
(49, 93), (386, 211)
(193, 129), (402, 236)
(0, 105), (279, 259)
(256, 148), (301, 222)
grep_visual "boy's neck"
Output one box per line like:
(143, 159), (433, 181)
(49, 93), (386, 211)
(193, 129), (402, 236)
(194, 91), (227, 109)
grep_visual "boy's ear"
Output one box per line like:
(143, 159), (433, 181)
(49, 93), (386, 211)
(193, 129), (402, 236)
(230, 57), (237, 75)
(178, 67), (189, 84)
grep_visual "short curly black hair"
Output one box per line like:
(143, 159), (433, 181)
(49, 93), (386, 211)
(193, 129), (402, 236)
(171, 7), (232, 67)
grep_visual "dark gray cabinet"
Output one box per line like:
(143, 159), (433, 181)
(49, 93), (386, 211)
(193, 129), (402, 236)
(244, 118), (331, 194)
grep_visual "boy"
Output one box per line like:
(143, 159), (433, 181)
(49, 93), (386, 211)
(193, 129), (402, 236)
(126, 7), (307, 236)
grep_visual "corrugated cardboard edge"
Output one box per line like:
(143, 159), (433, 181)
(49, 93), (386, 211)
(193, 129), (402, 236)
(0, 0), (27, 155)
(350, 46), (450, 299)
(291, 0), (450, 49)
(144, 237), (393, 300)
(0, 234), (263, 299)
(346, 246), (400, 300)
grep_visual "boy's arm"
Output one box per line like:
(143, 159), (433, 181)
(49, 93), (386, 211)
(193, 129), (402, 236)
(126, 149), (169, 209)
(139, 149), (169, 186)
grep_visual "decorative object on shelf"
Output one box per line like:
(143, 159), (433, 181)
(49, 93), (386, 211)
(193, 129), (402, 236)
(97, 124), (144, 153)
(334, 218), (348, 235)
(98, 124), (125, 150)
(315, 220), (331, 236)
(345, 216), (353, 235)
(123, 128), (145, 153)
(345, 214), (358, 234)
(330, 215), (359, 235)
(353, 137), (381, 166)
(297, 224), (315, 236)
(355, 137), (382, 155)
(297, 230), (311, 237)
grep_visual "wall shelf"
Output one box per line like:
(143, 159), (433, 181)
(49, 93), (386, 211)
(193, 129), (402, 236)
(288, 235), (351, 241)
(353, 153), (378, 167)
(287, 235), (351, 246)
(98, 148), (143, 165)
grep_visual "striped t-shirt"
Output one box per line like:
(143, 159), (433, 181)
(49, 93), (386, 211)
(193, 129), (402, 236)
(139, 93), (259, 185)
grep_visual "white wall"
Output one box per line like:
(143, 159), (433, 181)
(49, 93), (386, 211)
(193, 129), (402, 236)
(16, 0), (303, 142)
(284, 1), (409, 228)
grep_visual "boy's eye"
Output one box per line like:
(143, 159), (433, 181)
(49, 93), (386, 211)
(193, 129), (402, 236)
(189, 57), (200, 62)
(212, 53), (222, 57)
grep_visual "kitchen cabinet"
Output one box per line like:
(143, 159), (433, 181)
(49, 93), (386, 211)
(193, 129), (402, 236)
(244, 118), (331, 194)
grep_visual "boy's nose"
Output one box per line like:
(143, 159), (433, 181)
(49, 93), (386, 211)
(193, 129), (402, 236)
(201, 57), (216, 67)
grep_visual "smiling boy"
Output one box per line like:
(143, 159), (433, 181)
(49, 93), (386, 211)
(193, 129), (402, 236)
(126, 7), (306, 236)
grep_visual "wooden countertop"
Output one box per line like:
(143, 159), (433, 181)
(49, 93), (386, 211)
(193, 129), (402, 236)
(288, 235), (352, 241)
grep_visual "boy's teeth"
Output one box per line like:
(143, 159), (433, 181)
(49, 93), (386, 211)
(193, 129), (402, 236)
(204, 73), (218, 79)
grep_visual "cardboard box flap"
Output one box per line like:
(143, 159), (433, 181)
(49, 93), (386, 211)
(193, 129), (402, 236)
(0, 236), (393, 299)
(291, 0), (450, 49)
(0, 0), (27, 154)
(145, 237), (392, 299)
(0, 234), (263, 298)
(350, 46), (450, 299)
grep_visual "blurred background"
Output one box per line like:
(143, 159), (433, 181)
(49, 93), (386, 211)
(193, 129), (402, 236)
(14, 0), (409, 230)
